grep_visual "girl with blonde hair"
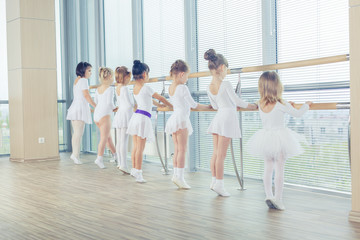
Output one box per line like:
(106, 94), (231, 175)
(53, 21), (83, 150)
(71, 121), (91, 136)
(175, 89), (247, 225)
(247, 71), (312, 210)
(93, 67), (117, 169)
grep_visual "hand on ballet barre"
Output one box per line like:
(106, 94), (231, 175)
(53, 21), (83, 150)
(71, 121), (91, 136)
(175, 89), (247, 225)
(113, 107), (119, 112)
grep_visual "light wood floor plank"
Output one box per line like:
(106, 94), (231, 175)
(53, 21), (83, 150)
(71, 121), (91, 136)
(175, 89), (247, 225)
(0, 153), (359, 240)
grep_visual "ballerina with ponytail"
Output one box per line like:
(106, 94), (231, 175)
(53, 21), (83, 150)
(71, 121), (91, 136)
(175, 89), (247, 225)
(204, 49), (258, 197)
(127, 60), (173, 183)
(165, 60), (212, 189)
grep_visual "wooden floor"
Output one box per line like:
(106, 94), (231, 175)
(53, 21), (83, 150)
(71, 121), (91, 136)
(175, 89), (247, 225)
(0, 153), (360, 240)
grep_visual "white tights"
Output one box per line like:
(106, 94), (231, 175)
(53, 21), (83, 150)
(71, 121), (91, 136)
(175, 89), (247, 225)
(71, 120), (85, 159)
(116, 128), (129, 169)
(263, 154), (286, 201)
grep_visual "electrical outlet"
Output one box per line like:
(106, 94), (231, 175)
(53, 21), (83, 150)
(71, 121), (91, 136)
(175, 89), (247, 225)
(38, 137), (45, 144)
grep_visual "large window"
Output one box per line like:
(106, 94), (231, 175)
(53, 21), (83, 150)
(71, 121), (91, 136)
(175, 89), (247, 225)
(0, 0), (9, 155)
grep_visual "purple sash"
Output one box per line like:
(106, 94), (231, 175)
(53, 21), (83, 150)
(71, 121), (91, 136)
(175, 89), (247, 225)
(135, 109), (151, 118)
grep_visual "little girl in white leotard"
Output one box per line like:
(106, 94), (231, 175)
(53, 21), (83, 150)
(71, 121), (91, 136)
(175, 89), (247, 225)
(247, 71), (312, 210)
(113, 66), (134, 174)
(165, 60), (211, 189)
(127, 60), (173, 183)
(93, 67), (118, 169)
(204, 49), (258, 197)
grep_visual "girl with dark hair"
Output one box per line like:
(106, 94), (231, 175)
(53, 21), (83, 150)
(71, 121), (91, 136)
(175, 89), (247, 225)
(126, 60), (173, 183)
(165, 60), (211, 189)
(204, 49), (258, 196)
(66, 62), (96, 164)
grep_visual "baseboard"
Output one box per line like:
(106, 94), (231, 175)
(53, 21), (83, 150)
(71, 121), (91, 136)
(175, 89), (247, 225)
(349, 210), (360, 223)
(10, 155), (60, 162)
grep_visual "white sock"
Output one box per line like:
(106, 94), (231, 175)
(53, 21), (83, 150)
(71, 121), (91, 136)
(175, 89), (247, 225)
(173, 167), (178, 177)
(216, 179), (224, 186)
(178, 168), (185, 180)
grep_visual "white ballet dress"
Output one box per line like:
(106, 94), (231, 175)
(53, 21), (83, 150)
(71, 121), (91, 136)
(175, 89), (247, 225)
(246, 101), (310, 159)
(207, 81), (248, 138)
(165, 84), (198, 135)
(126, 84), (155, 142)
(93, 87), (115, 123)
(66, 78), (92, 124)
(113, 86), (134, 129)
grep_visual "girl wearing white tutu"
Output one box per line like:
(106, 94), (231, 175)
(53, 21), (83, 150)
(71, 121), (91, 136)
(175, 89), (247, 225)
(93, 67), (118, 169)
(66, 62), (97, 165)
(113, 66), (134, 174)
(165, 60), (211, 189)
(204, 49), (258, 197)
(247, 71), (312, 210)
(127, 60), (173, 183)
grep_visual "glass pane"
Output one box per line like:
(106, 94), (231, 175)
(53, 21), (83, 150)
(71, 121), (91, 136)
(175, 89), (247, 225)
(0, 104), (10, 154)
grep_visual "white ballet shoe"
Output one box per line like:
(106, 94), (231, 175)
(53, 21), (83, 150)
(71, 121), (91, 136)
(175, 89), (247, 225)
(134, 170), (146, 183)
(70, 154), (82, 165)
(212, 180), (230, 197)
(94, 159), (105, 169)
(130, 168), (136, 177)
(265, 198), (277, 209)
(118, 166), (130, 175)
(173, 177), (191, 189)
(271, 199), (285, 210)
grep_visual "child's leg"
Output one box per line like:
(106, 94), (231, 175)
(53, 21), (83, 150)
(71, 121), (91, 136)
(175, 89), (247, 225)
(106, 135), (116, 154)
(215, 136), (231, 180)
(264, 156), (275, 199)
(172, 132), (178, 168)
(97, 116), (111, 157)
(135, 136), (146, 170)
(71, 120), (85, 159)
(131, 135), (137, 169)
(210, 134), (219, 178)
(176, 128), (188, 169)
(274, 154), (286, 201)
(119, 128), (129, 169)
(116, 128), (121, 166)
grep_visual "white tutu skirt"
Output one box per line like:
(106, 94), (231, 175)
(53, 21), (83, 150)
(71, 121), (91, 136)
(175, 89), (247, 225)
(113, 108), (133, 129)
(66, 103), (92, 124)
(246, 128), (306, 159)
(208, 109), (241, 138)
(165, 114), (193, 135)
(126, 113), (154, 142)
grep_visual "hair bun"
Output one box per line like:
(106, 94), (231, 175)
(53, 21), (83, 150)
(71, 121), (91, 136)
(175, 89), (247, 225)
(204, 49), (217, 61)
(133, 60), (141, 65)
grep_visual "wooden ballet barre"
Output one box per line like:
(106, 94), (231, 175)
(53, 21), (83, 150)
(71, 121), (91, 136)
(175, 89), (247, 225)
(89, 54), (349, 89)
(156, 102), (348, 112)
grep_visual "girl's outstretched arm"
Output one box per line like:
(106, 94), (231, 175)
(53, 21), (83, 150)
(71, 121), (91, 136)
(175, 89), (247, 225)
(153, 92), (173, 108)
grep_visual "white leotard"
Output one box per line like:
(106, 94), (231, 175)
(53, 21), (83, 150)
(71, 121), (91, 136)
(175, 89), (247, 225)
(93, 87), (115, 123)
(66, 78), (92, 124)
(113, 86), (134, 128)
(207, 80), (248, 138)
(165, 84), (198, 135)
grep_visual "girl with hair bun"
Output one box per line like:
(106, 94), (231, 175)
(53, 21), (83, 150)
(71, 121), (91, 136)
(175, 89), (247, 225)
(165, 59), (212, 189)
(93, 67), (118, 169)
(66, 62), (96, 165)
(205, 49), (258, 197)
(113, 66), (134, 174)
(127, 60), (173, 183)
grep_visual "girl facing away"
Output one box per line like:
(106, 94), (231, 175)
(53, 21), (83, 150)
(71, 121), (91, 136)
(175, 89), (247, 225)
(113, 66), (134, 174)
(165, 60), (212, 189)
(66, 62), (97, 164)
(247, 71), (312, 210)
(127, 60), (173, 183)
(205, 49), (258, 197)
(93, 67), (118, 169)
